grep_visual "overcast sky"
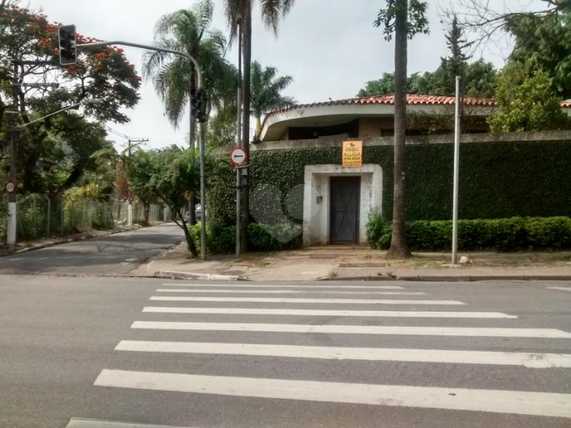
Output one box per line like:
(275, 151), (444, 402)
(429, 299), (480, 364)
(25, 0), (538, 150)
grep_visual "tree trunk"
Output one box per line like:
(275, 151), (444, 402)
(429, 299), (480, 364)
(143, 203), (150, 226)
(239, 0), (252, 253)
(387, 0), (412, 259)
(189, 194), (197, 225)
(178, 212), (198, 257)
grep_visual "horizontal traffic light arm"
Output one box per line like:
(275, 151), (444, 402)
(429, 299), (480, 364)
(77, 40), (203, 90)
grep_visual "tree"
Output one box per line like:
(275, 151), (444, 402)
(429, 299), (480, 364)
(453, 0), (568, 45)
(505, 10), (571, 98)
(131, 147), (204, 257)
(143, 0), (235, 143)
(250, 61), (294, 138)
(125, 150), (159, 226)
(224, 0), (296, 252)
(442, 16), (471, 91)
(358, 15), (496, 99)
(0, 2), (141, 195)
(144, 0), (236, 226)
(488, 59), (567, 133)
(375, 0), (428, 259)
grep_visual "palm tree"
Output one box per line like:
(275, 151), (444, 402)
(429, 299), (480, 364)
(143, 0), (234, 146)
(144, 0), (236, 225)
(224, 0), (296, 252)
(250, 61), (294, 138)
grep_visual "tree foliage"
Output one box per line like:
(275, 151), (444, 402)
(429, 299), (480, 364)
(0, 1), (141, 196)
(506, 9), (571, 98)
(144, 0), (236, 134)
(374, 0), (429, 40)
(127, 147), (206, 256)
(250, 61), (294, 138)
(360, 15), (496, 98)
(488, 60), (568, 133)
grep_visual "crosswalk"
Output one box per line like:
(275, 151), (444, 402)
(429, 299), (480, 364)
(76, 282), (571, 426)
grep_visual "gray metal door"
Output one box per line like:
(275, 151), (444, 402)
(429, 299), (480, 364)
(329, 177), (360, 244)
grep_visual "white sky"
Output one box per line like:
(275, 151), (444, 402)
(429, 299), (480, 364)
(24, 0), (539, 149)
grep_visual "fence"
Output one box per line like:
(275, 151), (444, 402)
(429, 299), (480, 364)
(1, 194), (167, 244)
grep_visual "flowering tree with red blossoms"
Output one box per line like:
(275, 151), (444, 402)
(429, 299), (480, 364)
(0, 1), (142, 194)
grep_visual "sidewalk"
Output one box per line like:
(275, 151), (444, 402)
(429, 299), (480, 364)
(133, 243), (571, 281)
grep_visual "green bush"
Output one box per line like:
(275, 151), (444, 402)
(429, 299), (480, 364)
(367, 212), (390, 250)
(368, 216), (571, 252)
(191, 222), (302, 255)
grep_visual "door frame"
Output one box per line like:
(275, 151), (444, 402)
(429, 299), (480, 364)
(329, 176), (361, 244)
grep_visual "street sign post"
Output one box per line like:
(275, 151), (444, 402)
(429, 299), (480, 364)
(231, 147), (247, 168)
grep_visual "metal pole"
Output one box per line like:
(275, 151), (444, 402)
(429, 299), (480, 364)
(235, 20), (242, 258)
(7, 62), (19, 249)
(199, 121), (207, 261)
(451, 75), (462, 265)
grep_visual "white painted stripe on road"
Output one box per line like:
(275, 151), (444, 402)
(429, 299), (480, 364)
(149, 296), (464, 305)
(66, 418), (195, 428)
(156, 289), (427, 296)
(115, 340), (571, 368)
(548, 287), (571, 292)
(162, 283), (404, 290)
(131, 322), (570, 338)
(142, 307), (516, 319)
(94, 369), (571, 418)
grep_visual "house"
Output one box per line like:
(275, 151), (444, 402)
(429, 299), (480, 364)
(259, 95), (571, 142)
(240, 95), (571, 247)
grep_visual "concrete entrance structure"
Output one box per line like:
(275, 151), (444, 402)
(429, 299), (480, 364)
(303, 164), (383, 246)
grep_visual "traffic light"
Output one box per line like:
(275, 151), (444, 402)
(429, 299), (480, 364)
(58, 25), (77, 65)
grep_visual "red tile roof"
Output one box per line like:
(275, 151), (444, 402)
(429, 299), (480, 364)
(268, 94), (571, 115)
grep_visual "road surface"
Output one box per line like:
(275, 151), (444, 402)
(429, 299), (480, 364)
(0, 223), (183, 275)
(1, 276), (571, 427)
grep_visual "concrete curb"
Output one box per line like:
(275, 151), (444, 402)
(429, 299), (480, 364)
(326, 274), (571, 282)
(3, 226), (143, 257)
(154, 270), (244, 281)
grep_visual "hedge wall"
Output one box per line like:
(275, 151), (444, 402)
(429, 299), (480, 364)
(208, 141), (571, 226)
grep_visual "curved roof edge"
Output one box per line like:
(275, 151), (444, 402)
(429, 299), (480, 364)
(260, 94), (571, 142)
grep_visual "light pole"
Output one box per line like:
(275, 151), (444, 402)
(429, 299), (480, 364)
(451, 75), (462, 265)
(78, 40), (209, 260)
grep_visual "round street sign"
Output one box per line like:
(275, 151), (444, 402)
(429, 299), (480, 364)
(5, 181), (15, 193)
(230, 147), (247, 167)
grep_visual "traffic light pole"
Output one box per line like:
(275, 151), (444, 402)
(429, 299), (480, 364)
(6, 62), (19, 249)
(77, 40), (208, 260)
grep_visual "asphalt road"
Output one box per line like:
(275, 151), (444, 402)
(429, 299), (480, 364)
(1, 276), (571, 428)
(0, 224), (184, 275)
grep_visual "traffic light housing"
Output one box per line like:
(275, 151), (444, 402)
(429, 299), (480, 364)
(58, 25), (77, 65)
(191, 89), (209, 123)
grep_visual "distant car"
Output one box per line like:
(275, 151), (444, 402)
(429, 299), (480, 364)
(183, 204), (205, 222)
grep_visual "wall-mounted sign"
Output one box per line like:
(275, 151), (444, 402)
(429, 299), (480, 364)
(342, 140), (363, 168)
(230, 147), (247, 168)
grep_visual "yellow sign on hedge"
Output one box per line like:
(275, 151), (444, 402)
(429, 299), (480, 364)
(342, 140), (363, 168)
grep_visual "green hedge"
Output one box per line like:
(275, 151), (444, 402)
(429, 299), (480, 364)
(191, 222), (302, 254)
(367, 214), (571, 251)
(209, 141), (571, 226)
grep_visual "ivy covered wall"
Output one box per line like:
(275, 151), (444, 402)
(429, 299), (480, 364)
(208, 139), (571, 226)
